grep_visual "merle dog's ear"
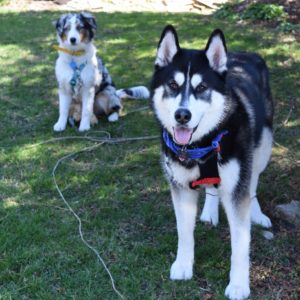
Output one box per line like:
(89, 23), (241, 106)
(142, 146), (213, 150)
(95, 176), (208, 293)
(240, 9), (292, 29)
(155, 25), (180, 67)
(52, 14), (70, 36)
(80, 12), (97, 31)
(205, 29), (227, 73)
(53, 14), (68, 35)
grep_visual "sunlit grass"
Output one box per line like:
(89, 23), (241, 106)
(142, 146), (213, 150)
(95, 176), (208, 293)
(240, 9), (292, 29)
(0, 9), (299, 300)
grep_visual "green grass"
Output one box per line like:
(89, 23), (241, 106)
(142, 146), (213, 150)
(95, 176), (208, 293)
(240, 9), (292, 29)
(0, 9), (299, 300)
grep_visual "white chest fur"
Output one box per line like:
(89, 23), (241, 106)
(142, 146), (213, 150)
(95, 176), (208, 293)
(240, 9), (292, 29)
(55, 53), (101, 97)
(162, 155), (200, 188)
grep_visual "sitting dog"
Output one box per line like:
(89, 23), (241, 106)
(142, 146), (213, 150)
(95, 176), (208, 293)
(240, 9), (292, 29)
(53, 12), (148, 131)
(150, 25), (273, 299)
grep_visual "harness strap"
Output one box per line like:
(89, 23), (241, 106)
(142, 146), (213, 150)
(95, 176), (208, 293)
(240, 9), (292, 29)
(190, 147), (222, 189)
(163, 129), (228, 189)
(69, 60), (87, 94)
(190, 177), (221, 188)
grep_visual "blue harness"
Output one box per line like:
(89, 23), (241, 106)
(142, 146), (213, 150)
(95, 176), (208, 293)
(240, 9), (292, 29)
(163, 129), (228, 161)
(69, 59), (87, 94)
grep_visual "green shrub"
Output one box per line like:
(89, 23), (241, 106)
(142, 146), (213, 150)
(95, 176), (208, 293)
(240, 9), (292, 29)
(213, 3), (238, 21)
(276, 21), (298, 33)
(241, 3), (287, 21)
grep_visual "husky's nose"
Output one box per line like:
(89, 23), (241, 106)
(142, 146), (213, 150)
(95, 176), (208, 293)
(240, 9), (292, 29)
(70, 37), (77, 45)
(175, 108), (191, 124)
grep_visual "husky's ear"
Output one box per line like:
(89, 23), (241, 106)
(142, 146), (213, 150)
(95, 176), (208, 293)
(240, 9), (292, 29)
(205, 29), (227, 73)
(155, 25), (180, 67)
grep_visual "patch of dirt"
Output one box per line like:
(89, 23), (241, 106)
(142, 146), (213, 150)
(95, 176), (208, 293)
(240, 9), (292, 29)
(2, 0), (227, 13)
(252, 214), (300, 299)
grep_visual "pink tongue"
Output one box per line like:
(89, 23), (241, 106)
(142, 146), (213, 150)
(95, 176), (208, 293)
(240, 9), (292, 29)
(174, 128), (193, 145)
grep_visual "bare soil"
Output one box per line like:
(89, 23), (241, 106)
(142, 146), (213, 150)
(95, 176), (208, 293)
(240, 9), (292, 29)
(3, 0), (227, 13)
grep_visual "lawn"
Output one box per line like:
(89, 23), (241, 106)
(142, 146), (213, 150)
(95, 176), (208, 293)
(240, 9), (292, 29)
(0, 8), (299, 300)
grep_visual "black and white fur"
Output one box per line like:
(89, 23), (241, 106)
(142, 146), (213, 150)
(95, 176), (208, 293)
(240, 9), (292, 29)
(53, 12), (149, 132)
(150, 25), (273, 300)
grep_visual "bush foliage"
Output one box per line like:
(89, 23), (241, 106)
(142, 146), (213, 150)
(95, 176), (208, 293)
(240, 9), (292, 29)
(241, 3), (287, 21)
(214, 1), (296, 32)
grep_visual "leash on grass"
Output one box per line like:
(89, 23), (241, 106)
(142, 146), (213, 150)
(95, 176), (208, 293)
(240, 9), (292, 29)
(50, 131), (159, 300)
(30, 133), (159, 148)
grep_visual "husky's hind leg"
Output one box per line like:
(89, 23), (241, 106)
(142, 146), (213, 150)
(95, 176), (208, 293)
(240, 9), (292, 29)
(250, 173), (272, 228)
(250, 128), (272, 228)
(200, 186), (219, 226)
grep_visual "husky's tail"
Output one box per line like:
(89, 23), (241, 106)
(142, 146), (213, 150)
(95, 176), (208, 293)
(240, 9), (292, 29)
(116, 86), (150, 100)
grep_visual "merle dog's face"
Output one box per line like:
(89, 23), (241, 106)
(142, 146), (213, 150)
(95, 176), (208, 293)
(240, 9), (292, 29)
(151, 26), (228, 145)
(55, 12), (96, 48)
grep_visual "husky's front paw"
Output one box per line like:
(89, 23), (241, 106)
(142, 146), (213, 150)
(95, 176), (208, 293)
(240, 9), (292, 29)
(170, 260), (193, 280)
(53, 121), (66, 132)
(251, 211), (272, 228)
(78, 121), (90, 132)
(225, 282), (250, 300)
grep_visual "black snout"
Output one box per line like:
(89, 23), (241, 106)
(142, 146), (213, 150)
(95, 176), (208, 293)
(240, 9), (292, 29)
(111, 105), (121, 112)
(70, 37), (77, 45)
(175, 108), (191, 124)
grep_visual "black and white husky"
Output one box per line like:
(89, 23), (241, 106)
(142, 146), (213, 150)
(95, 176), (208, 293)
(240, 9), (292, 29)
(53, 12), (149, 132)
(150, 25), (273, 300)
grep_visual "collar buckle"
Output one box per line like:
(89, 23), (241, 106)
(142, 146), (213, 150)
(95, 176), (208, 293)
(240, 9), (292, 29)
(178, 146), (188, 161)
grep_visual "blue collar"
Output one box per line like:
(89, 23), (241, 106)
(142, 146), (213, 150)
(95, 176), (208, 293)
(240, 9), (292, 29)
(163, 129), (228, 161)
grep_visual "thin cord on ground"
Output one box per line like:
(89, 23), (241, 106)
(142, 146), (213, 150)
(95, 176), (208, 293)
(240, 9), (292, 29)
(51, 132), (159, 299)
(29, 133), (159, 148)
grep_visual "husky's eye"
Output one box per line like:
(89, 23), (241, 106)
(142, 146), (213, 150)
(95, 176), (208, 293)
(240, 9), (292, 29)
(168, 80), (179, 91)
(76, 25), (84, 30)
(195, 83), (208, 93)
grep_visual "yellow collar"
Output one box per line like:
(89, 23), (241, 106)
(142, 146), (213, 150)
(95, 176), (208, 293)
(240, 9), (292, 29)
(53, 45), (85, 56)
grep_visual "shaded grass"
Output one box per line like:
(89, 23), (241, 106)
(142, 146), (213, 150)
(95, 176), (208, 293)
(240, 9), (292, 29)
(0, 9), (299, 300)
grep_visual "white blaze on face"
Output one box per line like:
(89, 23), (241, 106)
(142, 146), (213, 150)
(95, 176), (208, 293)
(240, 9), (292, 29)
(67, 15), (81, 46)
(178, 73), (209, 132)
(172, 72), (195, 145)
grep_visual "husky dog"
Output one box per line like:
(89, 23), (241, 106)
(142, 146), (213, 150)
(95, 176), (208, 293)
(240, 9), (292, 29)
(150, 25), (273, 300)
(53, 12), (148, 131)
